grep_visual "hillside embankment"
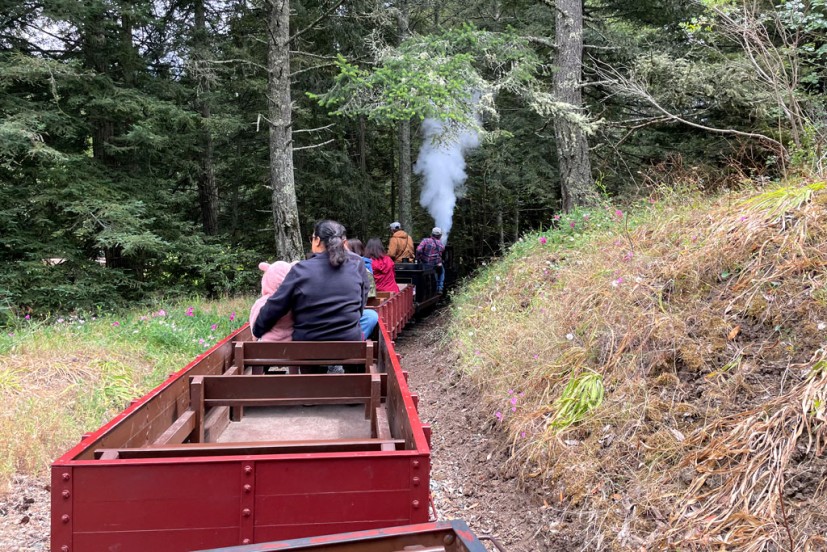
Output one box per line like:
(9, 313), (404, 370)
(446, 182), (827, 550)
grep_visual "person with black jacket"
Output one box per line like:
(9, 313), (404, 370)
(252, 220), (368, 342)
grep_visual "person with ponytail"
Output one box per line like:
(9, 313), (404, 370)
(253, 220), (369, 342)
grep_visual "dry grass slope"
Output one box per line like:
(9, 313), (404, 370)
(451, 182), (827, 550)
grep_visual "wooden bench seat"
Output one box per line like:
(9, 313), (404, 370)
(234, 340), (375, 374)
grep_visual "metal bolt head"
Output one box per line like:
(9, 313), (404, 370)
(412, 477), (420, 486)
(61, 546), (69, 552)
(62, 473), (70, 481)
(242, 508), (251, 517)
(243, 484), (252, 493)
(61, 514), (70, 523)
(244, 465), (252, 474)
(242, 539), (251, 544)
(412, 500), (420, 509)
(62, 490), (70, 498)
(412, 460), (420, 468)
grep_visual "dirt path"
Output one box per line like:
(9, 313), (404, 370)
(0, 310), (570, 552)
(396, 309), (570, 551)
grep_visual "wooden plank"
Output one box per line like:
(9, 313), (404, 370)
(201, 374), (378, 400)
(190, 377), (205, 443)
(375, 404), (395, 451)
(152, 410), (195, 446)
(241, 341), (368, 362)
(203, 406), (230, 443)
(94, 439), (406, 459)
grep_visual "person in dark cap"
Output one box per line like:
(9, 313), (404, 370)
(416, 227), (446, 293)
(387, 221), (414, 263)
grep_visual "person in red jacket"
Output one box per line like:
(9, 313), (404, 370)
(365, 238), (400, 293)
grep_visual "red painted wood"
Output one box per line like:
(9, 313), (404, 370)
(254, 457), (411, 495)
(254, 519), (412, 544)
(74, 527), (239, 552)
(72, 463), (240, 531)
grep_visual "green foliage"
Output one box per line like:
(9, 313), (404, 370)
(310, 24), (548, 130)
(547, 371), (606, 430)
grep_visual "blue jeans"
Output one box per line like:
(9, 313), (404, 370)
(360, 309), (379, 339)
(425, 264), (444, 293)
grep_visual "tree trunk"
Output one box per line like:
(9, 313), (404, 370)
(497, 206), (505, 253)
(553, 0), (593, 212)
(194, 0), (219, 235)
(267, 0), (303, 261)
(397, 118), (412, 234)
(396, 0), (413, 235)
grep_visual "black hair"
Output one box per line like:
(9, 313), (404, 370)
(348, 238), (365, 257)
(314, 220), (348, 267)
(364, 238), (387, 260)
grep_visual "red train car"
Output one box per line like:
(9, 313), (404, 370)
(51, 290), (425, 552)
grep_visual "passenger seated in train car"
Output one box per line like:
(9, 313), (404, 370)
(387, 221), (414, 263)
(344, 238), (376, 298)
(249, 260), (300, 374)
(365, 238), (400, 293)
(252, 220), (369, 346)
(344, 237), (379, 340)
(249, 261), (297, 342)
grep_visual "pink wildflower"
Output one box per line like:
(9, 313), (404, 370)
(583, 213), (590, 221)
(210, 323), (217, 331)
(139, 316), (148, 321)
(553, 214), (561, 221)
(623, 251), (634, 262)
(156, 309), (166, 317)
(24, 314), (30, 320)
(615, 209), (623, 219)
(510, 397), (518, 406)
(539, 236), (548, 245)
(511, 406), (517, 412)
(520, 431), (526, 438)
(186, 307), (194, 317)
(569, 221), (576, 229)
(495, 411), (503, 421)
(111, 321), (120, 327)
(229, 312), (236, 321)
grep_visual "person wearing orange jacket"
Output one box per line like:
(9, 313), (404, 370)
(387, 222), (414, 263)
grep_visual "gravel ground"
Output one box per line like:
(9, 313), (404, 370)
(0, 308), (569, 551)
(396, 310), (572, 551)
(0, 475), (50, 552)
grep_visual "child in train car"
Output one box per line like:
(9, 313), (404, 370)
(365, 238), (400, 293)
(249, 260), (299, 374)
(345, 237), (379, 342)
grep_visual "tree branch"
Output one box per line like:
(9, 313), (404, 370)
(289, 0), (347, 44)
(292, 123), (335, 134)
(293, 139), (335, 151)
(290, 62), (338, 77)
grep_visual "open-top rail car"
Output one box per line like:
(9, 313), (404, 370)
(51, 288), (427, 552)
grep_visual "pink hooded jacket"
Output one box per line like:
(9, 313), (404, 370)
(249, 261), (296, 342)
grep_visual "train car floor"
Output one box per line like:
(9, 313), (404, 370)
(216, 405), (371, 442)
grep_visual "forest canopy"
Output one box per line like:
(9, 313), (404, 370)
(1, 0), (825, 316)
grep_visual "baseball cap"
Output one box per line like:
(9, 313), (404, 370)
(389, 222), (401, 230)
(432, 227), (442, 236)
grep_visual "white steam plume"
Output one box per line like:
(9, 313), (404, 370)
(414, 117), (480, 244)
